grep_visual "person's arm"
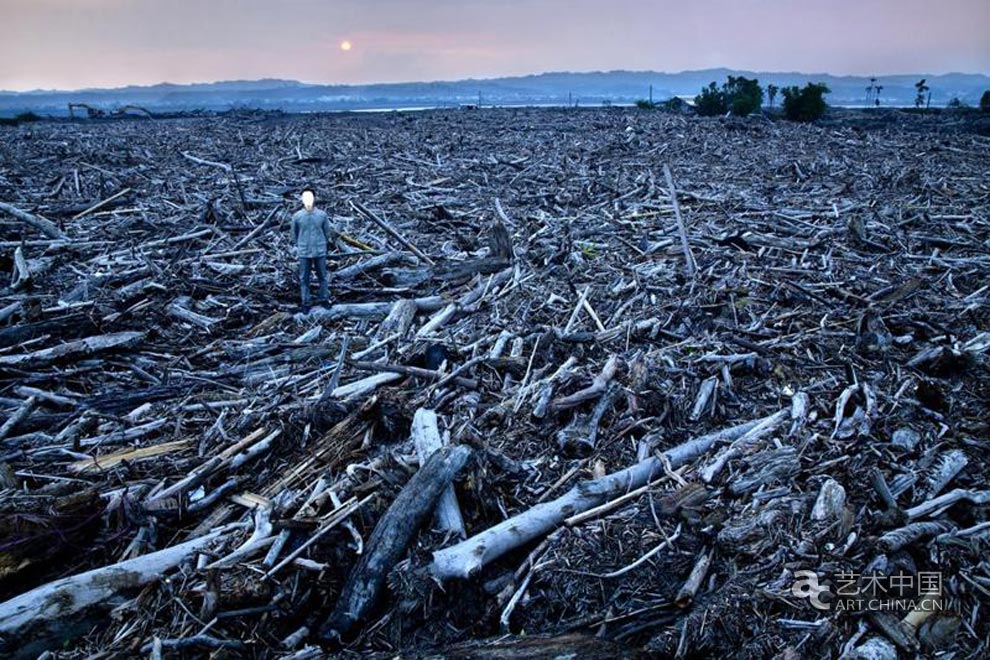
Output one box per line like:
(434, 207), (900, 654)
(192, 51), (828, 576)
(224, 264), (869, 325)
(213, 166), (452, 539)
(291, 212), (300, 244)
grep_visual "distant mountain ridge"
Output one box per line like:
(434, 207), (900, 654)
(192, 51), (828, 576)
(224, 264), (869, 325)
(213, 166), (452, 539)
(2, 69), (988, 116)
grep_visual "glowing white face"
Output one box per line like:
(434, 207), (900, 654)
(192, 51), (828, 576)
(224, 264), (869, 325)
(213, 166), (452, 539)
(301, 190), (315, 209)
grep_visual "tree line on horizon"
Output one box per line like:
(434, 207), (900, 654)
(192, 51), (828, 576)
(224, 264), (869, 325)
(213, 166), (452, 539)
(636, 75), (990, 122)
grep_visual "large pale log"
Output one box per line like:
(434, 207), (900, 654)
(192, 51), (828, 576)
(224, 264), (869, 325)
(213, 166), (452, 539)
(0, 331), (145, 368)
(411, 409), (466, 537)
(0, 526), (233, 645)
(305, 296), (444, 322)
(375, 298), (418, 340)
(431, 411), (787, 580)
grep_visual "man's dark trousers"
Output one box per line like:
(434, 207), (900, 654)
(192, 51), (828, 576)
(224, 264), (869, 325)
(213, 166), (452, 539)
(299, 256), (329, 308)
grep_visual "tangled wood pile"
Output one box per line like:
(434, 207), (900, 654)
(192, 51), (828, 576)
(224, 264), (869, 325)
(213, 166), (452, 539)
(0, 107), (988, 658)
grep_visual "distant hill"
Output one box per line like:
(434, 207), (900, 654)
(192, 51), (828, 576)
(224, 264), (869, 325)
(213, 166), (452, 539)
(2, 69), (988, 116)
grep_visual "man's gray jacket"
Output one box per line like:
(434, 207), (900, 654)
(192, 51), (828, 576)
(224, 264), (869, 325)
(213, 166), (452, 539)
(291, 209), (334, 258)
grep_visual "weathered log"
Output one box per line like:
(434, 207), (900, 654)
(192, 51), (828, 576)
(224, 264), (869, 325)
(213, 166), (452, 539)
(0, 200), (66, 239)
(431, 410), (787, 580)
(556, 382), (620, 455)
(411, 409), (467, 537)
(168, 296), (221, 330)
(0, 396), (37, 442)
(330, 372), (401, 401)
(662, 163), (696, 278)
(906, 488), (990, 520)
(0, 331), (145, 368)
(348, 359), (478, 389)
(305, 296), (444, 322)
(351, 200), (434, 265)
(0, 526), (234, 649)
(550, 354), (619, 411)
(321, 444), (472, 639)
(375, 298), (419, 340)
(333, 251), (418, 281)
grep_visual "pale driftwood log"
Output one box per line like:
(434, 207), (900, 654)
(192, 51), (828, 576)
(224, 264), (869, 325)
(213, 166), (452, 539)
(0, 525), (234, 640)
(690, 376), (718, 421)
(206, 504), (274, 568)
(351, 200), (435, 265)
(431, 410), (787, 580)
(674, 548), (713, 608)
(0, 300), (22, 323)
(662, 163), (696, 278)
(905, 488), (990, 520)
(376, 298), (418, 340)
(788, 390), (810, 437)
(0, 395), (36, 442)
(334, 251), (418, 281)
(550, 354), (619, 411)
(556, 382), (620, 455)
(699, 409), (790, 483)
(12, 386), (76, 411)
(531, 356), (577, 418)
(10, 246), (30, 289)
(321, 444), (472, 639)
(878, 521), (955, 552)
(348, 360), (478, 389)
(411, 409), (466, 537)
(330, 372), (402, 401)
(0, 200), (66, 239)
(305, 296), (444, 323)
(417, 268), (514, 337)
(0, 331), (145, 368)
(168, 296), (220, 330)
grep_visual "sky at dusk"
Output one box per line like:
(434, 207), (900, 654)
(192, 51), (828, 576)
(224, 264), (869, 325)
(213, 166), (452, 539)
(2, 0), (989, 91)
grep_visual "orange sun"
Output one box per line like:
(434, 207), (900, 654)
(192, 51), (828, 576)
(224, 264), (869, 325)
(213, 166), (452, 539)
(340, 40), (352, 52)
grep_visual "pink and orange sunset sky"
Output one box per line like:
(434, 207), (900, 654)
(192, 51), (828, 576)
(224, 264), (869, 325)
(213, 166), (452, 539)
(3, 0), (988, 91)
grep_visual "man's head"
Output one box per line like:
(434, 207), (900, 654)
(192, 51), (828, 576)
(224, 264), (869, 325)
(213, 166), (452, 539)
(301, 187), (316, 211)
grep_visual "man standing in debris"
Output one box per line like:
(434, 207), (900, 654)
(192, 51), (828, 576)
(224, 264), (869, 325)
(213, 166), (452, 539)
(291, 187), (336, 313)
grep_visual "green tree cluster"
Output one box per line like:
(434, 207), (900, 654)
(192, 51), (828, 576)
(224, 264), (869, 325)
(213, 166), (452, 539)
(693, 76), (763, 117)
(780, 83), (830, 122)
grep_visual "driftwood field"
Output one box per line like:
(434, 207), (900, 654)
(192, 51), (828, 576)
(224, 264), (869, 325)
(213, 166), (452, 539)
(0, 107), (988, 658)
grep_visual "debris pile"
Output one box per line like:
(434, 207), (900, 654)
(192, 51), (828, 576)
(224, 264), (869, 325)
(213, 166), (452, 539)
(0, 108), (988, 658)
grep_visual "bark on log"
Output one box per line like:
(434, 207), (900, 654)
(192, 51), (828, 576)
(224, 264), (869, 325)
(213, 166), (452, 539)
(321, 444), (472, 639)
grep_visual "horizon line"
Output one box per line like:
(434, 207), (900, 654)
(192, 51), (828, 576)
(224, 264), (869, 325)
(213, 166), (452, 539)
(4, 66), (990, 95)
